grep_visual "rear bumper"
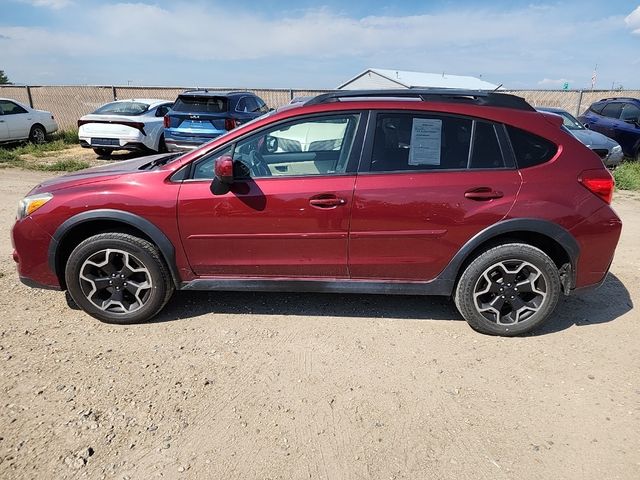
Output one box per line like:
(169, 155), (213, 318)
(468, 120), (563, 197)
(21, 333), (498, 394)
(164, 131), (223, 152)
(79, 139), (149, 151)
(570, 204), (622, 289)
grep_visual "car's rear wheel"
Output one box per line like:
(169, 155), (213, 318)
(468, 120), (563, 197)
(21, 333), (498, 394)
(65, 233), (174, 324)
(93, 148), (112, 157)
(454, 243), (561, 336)
(157, 134), (167, 153)
(29, 125), (46, 144)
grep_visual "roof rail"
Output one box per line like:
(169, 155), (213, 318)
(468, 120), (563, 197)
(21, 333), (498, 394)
(304, 89), (535, 111)
(599, 97), (637, 102)
(180, 89), (248, 96)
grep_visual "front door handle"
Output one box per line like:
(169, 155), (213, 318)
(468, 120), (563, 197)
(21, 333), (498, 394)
(464, 187), (504, 201)
(309, 195), (346, 209)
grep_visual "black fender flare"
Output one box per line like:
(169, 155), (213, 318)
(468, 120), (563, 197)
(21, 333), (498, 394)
(437, 218), (579, 291)
(48, 209), (181, 288)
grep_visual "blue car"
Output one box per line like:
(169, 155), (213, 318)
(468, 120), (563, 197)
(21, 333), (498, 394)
(578, 97), (640, 161)
(164, 90), (269, 152)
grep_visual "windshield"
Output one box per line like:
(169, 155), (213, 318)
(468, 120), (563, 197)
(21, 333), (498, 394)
(93, 101), (149, 116)
(558, 112), (585, 130)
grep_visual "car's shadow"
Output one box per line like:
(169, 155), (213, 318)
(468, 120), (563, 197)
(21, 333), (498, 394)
(152, 273), (632, 335)
(97, 151), (148, 161)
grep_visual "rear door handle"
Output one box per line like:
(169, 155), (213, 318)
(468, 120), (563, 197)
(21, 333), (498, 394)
(464, 187), (504, 201)
(309, 195), (346, 209)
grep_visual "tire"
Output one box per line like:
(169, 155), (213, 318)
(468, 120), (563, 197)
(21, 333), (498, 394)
(157, 134), (167, 153)
(454, 243), (561, 336)
(93, 148), (112, 157)
(65, 233), (174, 324)
(29, 125), (46, 144)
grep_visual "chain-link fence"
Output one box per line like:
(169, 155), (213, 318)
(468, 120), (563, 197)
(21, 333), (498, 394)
(1, 85), (639, 129)
(503, 90), (640, 116)
(0, 85), (332, 129)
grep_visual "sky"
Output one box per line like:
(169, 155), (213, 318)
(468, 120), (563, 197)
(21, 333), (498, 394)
(0, 0), (639, 90)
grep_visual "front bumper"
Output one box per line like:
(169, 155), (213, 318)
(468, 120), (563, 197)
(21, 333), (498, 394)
(604, 149), (624, 168)
(12, 217), (61, 290)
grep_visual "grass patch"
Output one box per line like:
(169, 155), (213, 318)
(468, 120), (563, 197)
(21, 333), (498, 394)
(613, 161), (640, 191)
(53, 129), (80, 144)
(0, 129), (85, 171)
(31, 159), (90, 172)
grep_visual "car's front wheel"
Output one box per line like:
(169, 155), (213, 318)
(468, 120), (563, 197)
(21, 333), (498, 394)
(454, 243), (561, 336)
(65, 233), (174, 324)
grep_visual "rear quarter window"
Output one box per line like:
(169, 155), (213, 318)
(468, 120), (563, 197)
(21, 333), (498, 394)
(173, 96), (228, 114)
(506, 125), (557, 169)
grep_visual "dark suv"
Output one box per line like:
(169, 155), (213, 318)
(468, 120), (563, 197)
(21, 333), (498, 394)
(11, 90), (622, 336)
(578, 97), (640, 161)
(164, 90), (269, 152)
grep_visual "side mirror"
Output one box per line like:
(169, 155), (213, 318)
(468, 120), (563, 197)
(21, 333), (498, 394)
(210, 155), (234, 195)
(265, 135), (278, 153)
(624, 118), (640, 127)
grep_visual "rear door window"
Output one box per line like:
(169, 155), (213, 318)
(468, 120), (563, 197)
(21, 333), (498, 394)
(469, 122), (505, 169)
(620, 103), (640, 122)
(256, 97), (269, 114)
(237, 96), (260, 113)
(367, 113), (508, 172)
(601, 102), (624, 119)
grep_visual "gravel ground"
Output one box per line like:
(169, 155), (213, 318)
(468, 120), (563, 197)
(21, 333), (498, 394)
(0, 168), (638, 480)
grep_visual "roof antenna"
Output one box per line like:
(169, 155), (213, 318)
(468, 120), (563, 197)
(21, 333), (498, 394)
(492, 84), (503, 92)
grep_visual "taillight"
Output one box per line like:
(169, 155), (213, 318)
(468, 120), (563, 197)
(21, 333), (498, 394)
(579, 169), (614, 204)
(163, 115), (170, 128)
(224, 118), (238, 131)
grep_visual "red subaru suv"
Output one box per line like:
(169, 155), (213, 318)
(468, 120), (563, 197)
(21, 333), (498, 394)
(11, 90), (621, 336)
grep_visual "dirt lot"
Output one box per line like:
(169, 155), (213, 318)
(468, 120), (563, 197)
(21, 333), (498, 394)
(0, 168), (638, 480)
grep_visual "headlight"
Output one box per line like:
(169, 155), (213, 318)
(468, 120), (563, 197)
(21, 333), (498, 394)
(17, 193), (53, 219)
(612, 145), (622, 153)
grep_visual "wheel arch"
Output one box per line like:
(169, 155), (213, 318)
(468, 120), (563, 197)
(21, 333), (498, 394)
(30, 122), (46, 136)
(49, 209), (181, 290)
(440, 219), (579, 293)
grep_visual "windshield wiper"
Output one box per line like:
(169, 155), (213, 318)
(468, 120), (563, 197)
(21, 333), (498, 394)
(140, 153), (181, 170)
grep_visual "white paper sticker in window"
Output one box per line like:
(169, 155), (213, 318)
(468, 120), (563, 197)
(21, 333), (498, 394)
(409, 118), (442, 166)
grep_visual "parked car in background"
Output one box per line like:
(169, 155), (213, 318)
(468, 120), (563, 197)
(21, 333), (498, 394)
(578, 97), (640, 161)
(12, 89), (622, 337)
(0, 98), (58, 144)
(78, 99), (173, 156)
(537, 107), (623, 168)
(164, 90), (269, 152)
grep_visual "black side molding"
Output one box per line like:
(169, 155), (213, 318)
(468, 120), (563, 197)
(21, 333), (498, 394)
(48, 209), (181, 288)
(180, 278), (453, 296)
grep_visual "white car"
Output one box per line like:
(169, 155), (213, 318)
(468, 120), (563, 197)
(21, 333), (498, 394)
(0, 98), (58, 144)
(78, 99), (173, 156)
